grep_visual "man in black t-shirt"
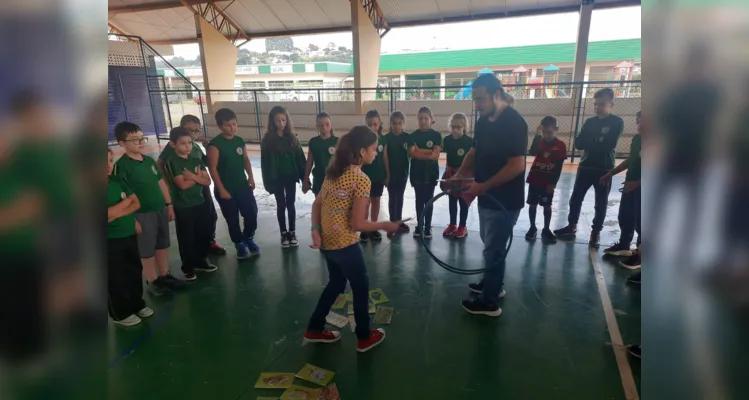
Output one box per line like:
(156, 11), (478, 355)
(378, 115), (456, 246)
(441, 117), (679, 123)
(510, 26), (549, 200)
(455, 74), (528, 317)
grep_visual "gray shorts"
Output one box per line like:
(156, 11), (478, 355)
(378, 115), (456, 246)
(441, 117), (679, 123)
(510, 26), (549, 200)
(135, 207), (171, 258)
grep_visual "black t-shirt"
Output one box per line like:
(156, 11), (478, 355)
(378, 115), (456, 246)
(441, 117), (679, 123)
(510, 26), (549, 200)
(473, 107), (528, 211)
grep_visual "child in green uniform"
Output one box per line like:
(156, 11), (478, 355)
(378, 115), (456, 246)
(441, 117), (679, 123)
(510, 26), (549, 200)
(163, 127), (219, 281)
(303, 112), (338, 196)
(261, 106), (306, 248)
(384, 111), (411, 237)
(360, 110), (389, 242)
(108, 148), (152, 326)
(113, 122), (185, 295)
(441, 113), (473, 239)
(206, 108), (260, 259)
(408, 107), (442, 238)
(157, 114), (226, 255)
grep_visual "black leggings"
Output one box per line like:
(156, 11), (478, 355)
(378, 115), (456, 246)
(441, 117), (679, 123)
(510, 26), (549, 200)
(274, 179), (297, 232)
(449, 195), (469, 227)
(413, 183), (436, 229)
(387, 181), (407, 221)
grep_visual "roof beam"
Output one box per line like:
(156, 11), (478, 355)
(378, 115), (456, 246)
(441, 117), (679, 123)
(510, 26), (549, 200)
(179, 1), (252, 46)
(108, 0), (207, 15)
(356, 0), (390, 38)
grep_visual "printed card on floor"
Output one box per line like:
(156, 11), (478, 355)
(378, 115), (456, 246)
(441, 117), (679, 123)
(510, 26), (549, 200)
(368, 289), (389, 305)
(347, 303), (354, 315)
(295, 363), (335, 386)
(325, 311), (348, 329)
(369, 302), (376, 314)
(345, 292), (353, 301)
(319, 383), (341, 400)
(279, 385), (319, 400)
(348, 315), (356, 332)
(331, 294), (346, 309)
(373, 306), (394, 324)
(254, 372), (295, 389)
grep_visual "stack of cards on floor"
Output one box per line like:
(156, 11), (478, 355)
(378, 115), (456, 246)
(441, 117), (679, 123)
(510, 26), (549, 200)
(325, 311), (348, 328)
(373, 306), (393, 324)
(368, 289), (389, 305)
(279, 383), (340, 400)
(254, 373), (295, 389)
(331, 294), (347, 309)
(296, 363), (335, 386)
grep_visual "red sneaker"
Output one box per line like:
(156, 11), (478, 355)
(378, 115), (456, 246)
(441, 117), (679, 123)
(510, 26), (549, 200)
(455, 226), (468, 239)
(398, 223), (410, 233)
(442, 224), (457, 237)
(387, 231), (396, 237)
(303, 330), (341, 344)
(357, 328), (386, 353)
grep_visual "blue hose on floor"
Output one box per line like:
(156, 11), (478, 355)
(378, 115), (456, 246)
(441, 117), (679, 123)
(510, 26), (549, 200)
(419, 178), (512, 275)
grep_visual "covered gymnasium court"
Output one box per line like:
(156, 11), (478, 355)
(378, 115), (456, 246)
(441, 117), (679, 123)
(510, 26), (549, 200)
(107, 0), (642, 399)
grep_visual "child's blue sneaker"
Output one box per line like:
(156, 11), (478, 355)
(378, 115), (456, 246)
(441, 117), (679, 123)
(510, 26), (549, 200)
(245, 237), (260, 255)
(235, 242), (250, 260)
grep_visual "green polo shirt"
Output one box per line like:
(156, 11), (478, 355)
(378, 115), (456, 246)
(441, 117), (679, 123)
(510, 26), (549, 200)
(625, 134), (641, 182)
(385, 132), (410, 184)
(408, 129), (442, 184)
(308, 135), (338, 189)
(158, 142), (204, 163)
(107, 175), (136, 239)
(0, 162), (38, 254)
(164, 155), (206, 209)
(362, 134), (387, 184)
(442, 134), (473, 169)
(208, 134), (248, 194)
(112, 154), (165, 213)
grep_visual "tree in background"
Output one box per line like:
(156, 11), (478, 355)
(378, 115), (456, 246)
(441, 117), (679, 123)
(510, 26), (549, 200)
(266, 37), (294, 52)
(237, 48), (251, 65)
(308, 43), (319, 51)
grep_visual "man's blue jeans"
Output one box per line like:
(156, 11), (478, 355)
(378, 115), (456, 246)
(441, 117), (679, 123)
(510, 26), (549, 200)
(478, 205), (521, 306)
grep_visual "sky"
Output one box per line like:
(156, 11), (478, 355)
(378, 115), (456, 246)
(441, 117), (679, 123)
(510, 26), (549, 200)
(171, 6), (640, 60)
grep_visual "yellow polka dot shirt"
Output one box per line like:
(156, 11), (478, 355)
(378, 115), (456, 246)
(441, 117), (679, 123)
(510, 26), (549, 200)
(319, 165), (371, 250)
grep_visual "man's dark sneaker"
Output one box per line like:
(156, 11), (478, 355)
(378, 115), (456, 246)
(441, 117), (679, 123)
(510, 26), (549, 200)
(468, 282), (505, 298)
(147, 279), (170, 296)
(289, 231), (299, 247)
(627, 271), (641, 285)
(589, 231), (600, 248)
(183, 272), (197, 282)
(413, 227), (421, 238)
(627, 344), (641, 359)
(207, 241), (227, 255)
(359, 232), (369, 243)
(620, 253), (641, 270)
(281, 231), (290, 248)
(461, 298), (502, 317)
(160, 274), (186, 291)
(604, 241), (633, 257)
(525, 226), (537, 240)
(423, 227), (433, 239)
(553, 225), (577, 237)
(370, 231), (382, 240)
(541, 229), (557, 244)
(195, 263), (218, 272)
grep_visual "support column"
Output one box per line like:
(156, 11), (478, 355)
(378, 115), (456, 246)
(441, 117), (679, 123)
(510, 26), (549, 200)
(571, 1), (593, 87)
(196, 14), (238, 114)
(351, 0), (382, 114)
(399, 73), (406, 100)
(439, 72), (446, 100)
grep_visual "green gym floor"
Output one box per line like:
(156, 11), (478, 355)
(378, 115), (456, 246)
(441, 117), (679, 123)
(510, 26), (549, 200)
(108, 153), (641, 400)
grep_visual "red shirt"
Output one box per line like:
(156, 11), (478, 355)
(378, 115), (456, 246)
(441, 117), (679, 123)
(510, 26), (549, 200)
(526, 138), (567, 187)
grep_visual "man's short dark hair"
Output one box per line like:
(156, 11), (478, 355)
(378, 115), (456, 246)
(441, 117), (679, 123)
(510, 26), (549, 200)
(169, 126), (191, 143)
(472, 73), (505, 98)
(114, 121), (141, 142)
(540, 116), (558, 128)
(180, 114), (201, 127)
(215, 108), (237, 126)
(594, 88), (615, 101)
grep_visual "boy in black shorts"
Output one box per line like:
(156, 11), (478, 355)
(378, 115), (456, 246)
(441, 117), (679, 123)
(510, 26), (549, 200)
(113, 122), (185, 295)
(525, 116), (567, 243)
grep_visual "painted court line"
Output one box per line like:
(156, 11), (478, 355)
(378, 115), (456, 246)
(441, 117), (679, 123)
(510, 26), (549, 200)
(589, 248), (639, 400)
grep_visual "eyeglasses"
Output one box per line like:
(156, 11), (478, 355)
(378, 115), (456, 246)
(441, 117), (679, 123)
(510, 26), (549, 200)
(125, 137), (149, 145)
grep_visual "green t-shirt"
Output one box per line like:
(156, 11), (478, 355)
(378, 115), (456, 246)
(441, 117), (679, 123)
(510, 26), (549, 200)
(164, 155), (206, 209)
(308, 135), (338, 189)
(576, 114), (624, 170)
(442, 134), (473, 169)
(0, 162), (38, 255)
(208, 134), (248, 194)
(14, 141), (76, 219)
(158, 142), (204, 163)
(362, 134), (387, 184)
(107, 175), (136, 239)
(112, 154), (165, 213)
(408, 129), (442, 184)
(625, 134), (641, 182)
(385, 132), (410, 184)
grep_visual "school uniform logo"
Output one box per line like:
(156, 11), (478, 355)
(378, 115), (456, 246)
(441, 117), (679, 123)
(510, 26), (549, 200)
(602, 127), (610, 134)
(426, 141), (433, 148)
(328, 147), (335, 155)
(457, 149), (465, 156)
(194, 166), (199, 173)
(120, 192), (126, 199)
(236, 147), (244, 155)
(378, 145), (383, 152)
(402, 143), (408, 150)
(151, 165), (158, 174)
